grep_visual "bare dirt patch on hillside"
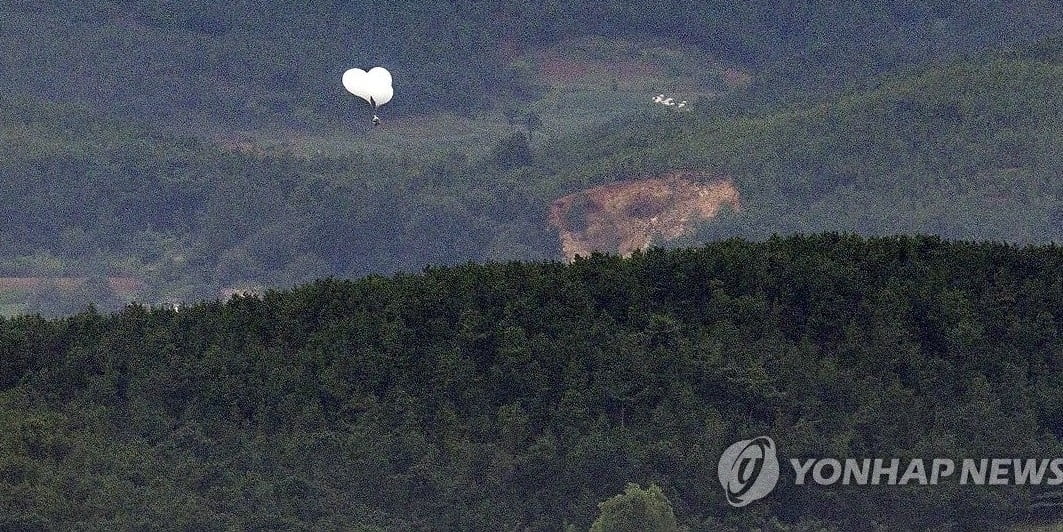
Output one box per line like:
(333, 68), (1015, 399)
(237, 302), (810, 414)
(538, 53), (664, 88)
(528, 38), (752, 95)
(548, 171), (741, 261)
(721, 68), (753, 89)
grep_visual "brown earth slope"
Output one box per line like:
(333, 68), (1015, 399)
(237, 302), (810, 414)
(548, 171), (741, 261)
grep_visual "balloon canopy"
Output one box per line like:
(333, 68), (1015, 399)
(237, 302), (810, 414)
(342, 67), (393, 108)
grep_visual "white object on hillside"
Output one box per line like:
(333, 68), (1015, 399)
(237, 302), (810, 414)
(651, 93), (690, 111)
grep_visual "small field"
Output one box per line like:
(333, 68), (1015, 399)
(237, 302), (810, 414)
(0, 277), (144, 317)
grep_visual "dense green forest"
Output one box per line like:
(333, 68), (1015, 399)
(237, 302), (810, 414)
(1, 235), (1061, 529)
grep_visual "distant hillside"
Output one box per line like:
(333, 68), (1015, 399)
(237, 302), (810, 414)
(1, 235), (1061, 529)
(1, 35), (1060, 315)
(0, 1), (520, 126)
(0, 96), (557, 315)
(1, 1), (1057, 131)
(549, 41), (1062, 249)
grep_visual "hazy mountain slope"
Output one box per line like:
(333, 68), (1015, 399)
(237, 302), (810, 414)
(551, 43), (1062, 247)
(0, 96), (556, 314)
(2, 1), (1057, 132)
(0, 1), (514, 126)
(1, 37), (1060, 315)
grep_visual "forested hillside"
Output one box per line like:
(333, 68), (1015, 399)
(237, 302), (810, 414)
(0, 95), (556, 315)
(1, 235), (1061, 529)
(3, 38), (1060, 315)
(555, 40), (1063, 242)
(1, 1), (1061, 317)
(2, 0), (1058, 127)
(3, 1), (1062, 529)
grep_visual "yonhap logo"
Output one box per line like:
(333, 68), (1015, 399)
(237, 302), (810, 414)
(718, 436), (779, 507)
(717, 436), (1063, 509)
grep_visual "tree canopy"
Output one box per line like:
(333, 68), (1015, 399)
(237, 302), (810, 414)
(1, 235), (1061, 528)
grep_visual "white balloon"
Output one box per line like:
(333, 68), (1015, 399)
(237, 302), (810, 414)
(342, 67), (393, 107)
(366, 66), (392, 87)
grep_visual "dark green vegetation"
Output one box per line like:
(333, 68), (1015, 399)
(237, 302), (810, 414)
(590, 483), (680, 532)
(1, 235), (1061, 529)
(2, 2), (1062, 529)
